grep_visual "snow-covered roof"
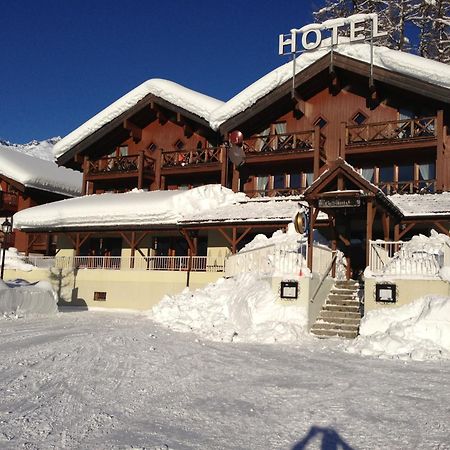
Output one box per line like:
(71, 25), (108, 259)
(53, 79), (225, 159)
(180, 197), (303, 225)
(0, 148), (82, 197)
(53, 42), (450, 162)
(13, 185), (247, 231)
(390, 193), (450, 217)
(209, 41), (450, 129)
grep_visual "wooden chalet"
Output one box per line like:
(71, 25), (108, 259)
(15, 42), (450, 279)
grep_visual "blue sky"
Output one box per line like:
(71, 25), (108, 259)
(0, 1), (317, 143)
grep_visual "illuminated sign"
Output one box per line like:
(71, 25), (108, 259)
(279, 13), (387, 55)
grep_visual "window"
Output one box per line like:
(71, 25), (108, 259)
(352, 112), (367, 125)
(360, 167), (374, 182)
(148, 142), (157, 152)
(273, 174), (285, 189)
(256, 176), (269, 192)
(175, 139), (185, 150)
(289, 173), (301, 189)
(314, 116), (327, 129)
(398, 165), (413, 182)
(94, 292), (107, 301)
(379, 166), (394, 182)
(119, 145), (128, 156)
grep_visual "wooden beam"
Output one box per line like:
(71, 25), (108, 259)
(398, 222), (415, 240)
(123, 119), (142, 143)
(313, 125), (321, 178)
(434, 222), (449, 236)
(235, 227), (252, 246)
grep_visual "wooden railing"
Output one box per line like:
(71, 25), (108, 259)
(243, 130), (317, 154)
(376, 179), (436, 195)
(0, 192), (18, 211)
(161, 147), (223, 168)
(346, 116), (437, 146)
(245, 188), (305, 198)
(87, 154), (156, 175)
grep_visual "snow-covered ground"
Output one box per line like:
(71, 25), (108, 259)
(0, 310), (449, 449)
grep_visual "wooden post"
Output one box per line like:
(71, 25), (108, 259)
(82, 155), (89, 195)
(232, 227), (237, 254)
(153, 148), (162, 190)
(137, 151), (144, 189)
(436, 109), (444, 191)
(366, 200), (374, 264)
(220, 147), (227, 187)
(339, 122), (347, 159)
(382, 212), (390, 240)
(313, 126), (321, 178)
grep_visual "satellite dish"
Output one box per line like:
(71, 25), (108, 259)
(228, 144), (246, 167)
(294, 211), (308, 234)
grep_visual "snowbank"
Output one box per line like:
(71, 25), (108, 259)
(0, 279), (58, 318)
(346, 296), (450, 361)
(3, 248), (35, 271)
(150, 273), (308, 343)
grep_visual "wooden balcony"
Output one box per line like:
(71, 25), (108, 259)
(84, 152), (156, 191)
(161, 147), (225, 174)
(0, 191), (18, 214)
(345, 116), (438, 152)
(376, 179), (436, 195)
(243, 130), (319, 155)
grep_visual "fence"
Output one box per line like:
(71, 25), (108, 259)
(22, 255), (224, 272)
(369, 240), (449, 278)
(224, 241), (334, 278)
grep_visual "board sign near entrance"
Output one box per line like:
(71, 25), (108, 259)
(318, 197), (361, 208)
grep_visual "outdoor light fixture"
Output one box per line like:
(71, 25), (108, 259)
(280, 280), (299, 300)
(1, 217), (13, 280)
(375, 283), (397, 303)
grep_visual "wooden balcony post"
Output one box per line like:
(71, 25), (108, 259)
(436, 110), (445, 190)
(82, 155), (89, 195)
(137, 151), (144, 189)
(220, 147), (227, 187)
(153, 148), (162, 190)
(313, 126), (321, 178)
(339, 122), (347, 159)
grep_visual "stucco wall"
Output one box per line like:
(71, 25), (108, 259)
(3, 267), (223, 311)
(364, 277), (450, 312)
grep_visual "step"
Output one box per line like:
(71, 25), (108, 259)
(319, 310), (361, 320)
(316, 315), (361, 326)
(323, 304), (360, 313)
(326, 298), (361, 307)
(329, 290), (359, 297)
(334, 280), (359, 288)
(310, 328), (359, 339)
(311, 322), (359, 332)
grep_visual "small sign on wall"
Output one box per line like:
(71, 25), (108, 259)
(375, 283), (397, 303)
(280, 280), (299, 300)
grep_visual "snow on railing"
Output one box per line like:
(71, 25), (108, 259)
(23, 255), (224, 272)
(369, 240), (445, 278)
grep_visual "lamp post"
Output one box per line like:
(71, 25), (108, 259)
(1, 218), (13, 280)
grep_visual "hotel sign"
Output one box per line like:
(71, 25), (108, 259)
(318, 197), (361, 208)
(279, 13), (387, 55)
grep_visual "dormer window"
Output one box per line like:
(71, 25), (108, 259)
(352, 112), (367, 125)
(314, 116), (328, 129)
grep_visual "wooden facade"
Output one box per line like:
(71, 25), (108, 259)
(46, 51), (450, 272)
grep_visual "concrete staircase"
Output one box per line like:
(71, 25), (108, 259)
(310, 280), (362, 339)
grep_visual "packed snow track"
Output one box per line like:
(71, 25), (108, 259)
(0, 310), (449, 449)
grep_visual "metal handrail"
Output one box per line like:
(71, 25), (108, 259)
(310, 251), (337, 304)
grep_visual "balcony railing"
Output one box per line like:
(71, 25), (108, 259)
(87, 154), (156, 176)
(346, 116), (437, 146)
(243, 130), (317, 154)
(376, 179), (436, 195)
(0, 191), (18, 211)
(245, 188), (305, 198)
(161, 147), (223, 168)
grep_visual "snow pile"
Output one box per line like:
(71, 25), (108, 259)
(13, 184), (247, 230)
(347, 296), (450, 361)
(0, 279), (58, 318)
(225, 225), (309, 278)
(3, 248), (35, 272)
(0, 138), (59, 161)
(150, 273), (308, 343)
(0, 148), (82, 196)
(53, 79), (224, 159)
(377, 231), (449, 278)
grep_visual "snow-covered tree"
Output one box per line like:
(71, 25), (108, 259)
(312, 0), (450, 63)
